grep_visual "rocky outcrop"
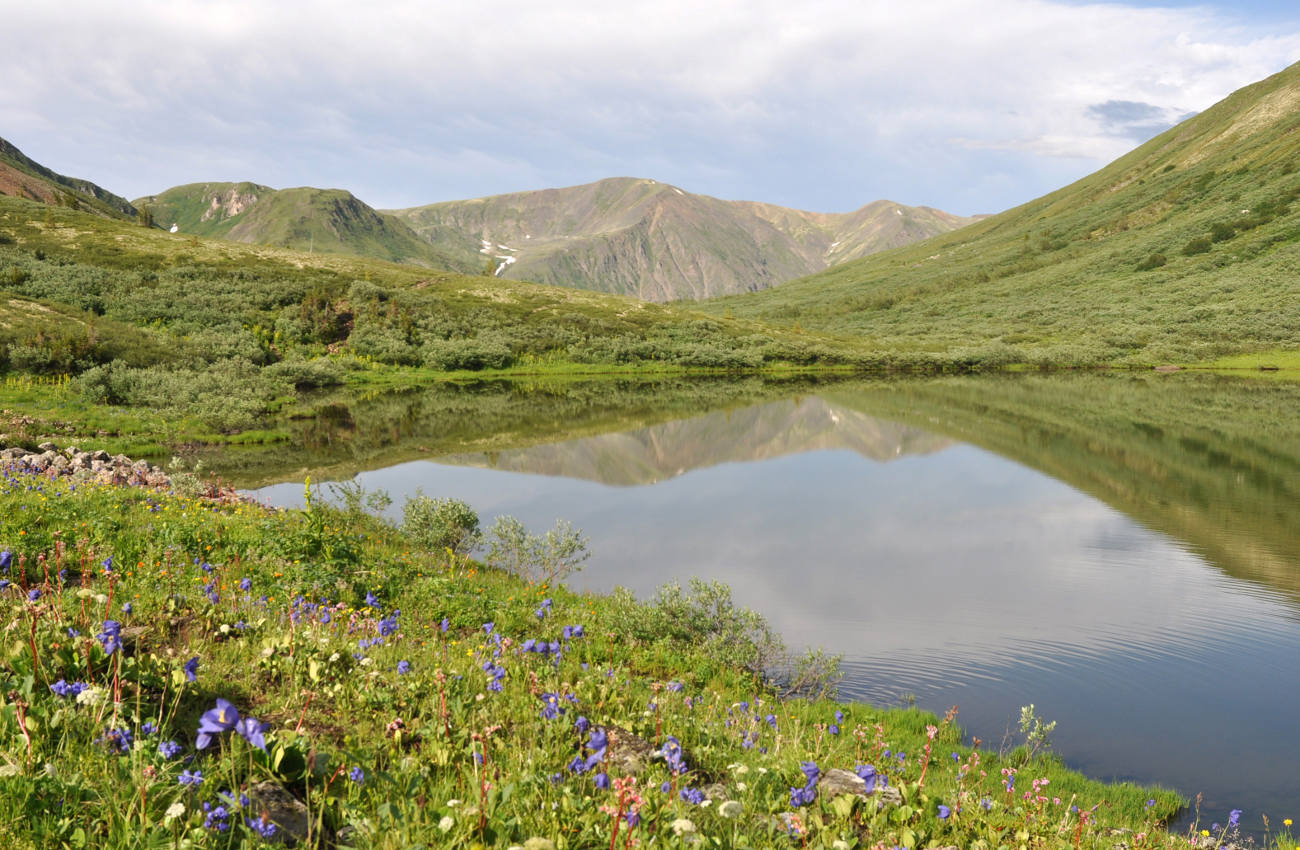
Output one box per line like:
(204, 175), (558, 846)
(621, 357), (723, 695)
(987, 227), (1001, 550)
(0, 442), (248, 503)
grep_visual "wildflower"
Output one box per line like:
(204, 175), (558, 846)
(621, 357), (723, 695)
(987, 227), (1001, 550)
(828, 724), (839, 735)
(938, 804), (951, 819)
(183, 657), (200, 683)
(365, 591), (380, 608)
(122, 602), (132, 614)
(349, 766), (365, 784)
(765, 713), (777, 727)
(719, 800), (743, 818)
(670, 818), (696, 836)
(203, 803), (231, 832)
(0, 550), (10, 572)
(178, 769), (204, 787)
(141, 720), (158, 736)
(196, 699), (240, 749)
(790, 784), (816, 807)
(240, 577), (252, 591)
(483, 621), (495, 634)
(535, 598), (552, 619)
(397, 660), (411, 675)
(1229, 810), (1242, 829)
(27, 588), (40, 602)
(440, 617), (450, 632)
(540, 692), (565, 720)
(1286, 819), (1294, 827)
(235, 716), (270, 752)
(625, 810), (641, 828)
(835, 710), (844, 724)
(101, 727), (133, 753)
(574, 715), (590, 735)
(96, 620), (122, 655)
(980, 797), (993, 811)
(659, 736), (685, 774)
(49, 679), (88, 698)
(164, 801), (186, 822)
(855, 764), (878, 794)
(594, 772), (610, 789)
(159, 740), (183, 760)
(245, 814), (278, 839)
(800, 760), (820, 786)
(438, 815), (454, 832)
(681, 786), (706, 805)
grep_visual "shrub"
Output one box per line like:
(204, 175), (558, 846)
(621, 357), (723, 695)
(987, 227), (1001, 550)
(485, 516), (590, 585)
(1181, 236), (1212, 256)
(402, 493), (481, 556)
(1209, 221), (1236, 243)
(421, 337), (514, 371)
(1135, 252), (1167, 271)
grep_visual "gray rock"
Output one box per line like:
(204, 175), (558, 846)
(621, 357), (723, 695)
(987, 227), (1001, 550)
(37, 441), (57, 451)
(605, 724), (656, 775)
(245, 781), (311, 846)
(818, 768), (867, 798)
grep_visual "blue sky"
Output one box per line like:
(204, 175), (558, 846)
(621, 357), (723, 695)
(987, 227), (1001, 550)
(3, 0), (1300, 216)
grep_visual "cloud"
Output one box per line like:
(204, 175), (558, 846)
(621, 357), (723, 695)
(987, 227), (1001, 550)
(2, 0), (1299, 213)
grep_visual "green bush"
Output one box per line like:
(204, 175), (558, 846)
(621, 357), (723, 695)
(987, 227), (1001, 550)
(1136, 252), (1167, 271)
(1210, 221), (1236, 243)
(402, 493), (481, 555)
(421, 337), (514, 371)
(485, 515), (590, 585)
(1182, 236), (1212, 256)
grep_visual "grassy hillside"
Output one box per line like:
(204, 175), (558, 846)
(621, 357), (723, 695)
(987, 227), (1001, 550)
(0, 136), (137, 220)
(389, 178), (974, 301)
(135, 182), (472, 271)
(705, 61), (1300, 366)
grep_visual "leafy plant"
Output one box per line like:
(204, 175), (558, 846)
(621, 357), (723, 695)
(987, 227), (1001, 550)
(402, 492), (481, 555)
(484, 515), (590, 585)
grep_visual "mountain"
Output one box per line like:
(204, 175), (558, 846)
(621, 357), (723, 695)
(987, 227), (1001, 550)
(705, 61), (1300, 365)
(437, 395), (952, 486)
(0, 136), (137, 220)
(134, 182), (471, 270)
(387, 178), (976, 301)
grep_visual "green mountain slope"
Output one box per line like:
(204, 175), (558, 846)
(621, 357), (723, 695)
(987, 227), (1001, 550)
(706, 61), (1300, 365)
(388, 177), (975, 301)
(0, 136), (137, 220)
(135, 182), (472, 270)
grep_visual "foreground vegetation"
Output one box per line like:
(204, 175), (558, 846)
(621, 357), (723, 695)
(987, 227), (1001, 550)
(7, 462), (1264, 848)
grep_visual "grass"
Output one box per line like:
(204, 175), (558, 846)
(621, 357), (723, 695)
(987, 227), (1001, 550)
(0, 467), (1222, 849)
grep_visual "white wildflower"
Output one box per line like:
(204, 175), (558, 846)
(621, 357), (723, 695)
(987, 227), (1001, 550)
(670, 818), (696, 836)
(164, 801), (186, 822)
(719, 800), (743, 818)
(522, 839), (557, 850)
(438, 815), (454, 833)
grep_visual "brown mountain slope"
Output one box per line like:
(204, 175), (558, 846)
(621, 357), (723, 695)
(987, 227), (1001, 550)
(389, 177), (977, 301)
(0, 136), (137, 220)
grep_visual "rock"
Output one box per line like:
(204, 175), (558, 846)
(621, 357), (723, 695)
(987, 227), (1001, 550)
(818, 768), (867, 798)
(91, 449), (110, 462)
(37, 441), (57, 451)
(245, 781), (311, 845)
(605, 724), (655, 775)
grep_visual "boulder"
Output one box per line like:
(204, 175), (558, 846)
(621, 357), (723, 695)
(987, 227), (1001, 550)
(245, 781), (311, 846)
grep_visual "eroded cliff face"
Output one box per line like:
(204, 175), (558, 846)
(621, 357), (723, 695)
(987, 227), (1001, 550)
(200, 185), (262, 222)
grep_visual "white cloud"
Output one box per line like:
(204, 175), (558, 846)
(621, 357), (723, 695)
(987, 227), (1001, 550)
(2, 0), (1299, 213)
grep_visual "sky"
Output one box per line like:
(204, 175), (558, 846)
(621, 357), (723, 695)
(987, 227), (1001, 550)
(3, 0), (1300, 216)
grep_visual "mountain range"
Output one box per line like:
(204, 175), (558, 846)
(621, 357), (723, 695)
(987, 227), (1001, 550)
(386, 178), (976, 300)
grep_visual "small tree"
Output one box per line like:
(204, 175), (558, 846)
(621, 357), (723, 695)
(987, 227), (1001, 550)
(137, 205), (154, 228)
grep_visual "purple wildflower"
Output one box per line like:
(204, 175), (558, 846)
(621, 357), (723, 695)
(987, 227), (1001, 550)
(196, 699), (240, 750)
(184, 656), (200, 683)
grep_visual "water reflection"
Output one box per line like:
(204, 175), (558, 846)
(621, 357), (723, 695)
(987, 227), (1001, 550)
(247, 374), (1300, 830)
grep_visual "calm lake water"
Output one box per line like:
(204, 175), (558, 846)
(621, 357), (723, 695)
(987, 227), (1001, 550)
(240, 374), (1300, 831)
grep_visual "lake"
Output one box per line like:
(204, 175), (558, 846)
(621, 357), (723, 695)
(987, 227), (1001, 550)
(232, 372), (1300, 832)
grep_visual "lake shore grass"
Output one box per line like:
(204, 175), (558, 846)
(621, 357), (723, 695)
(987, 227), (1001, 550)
(5, 463), (1282, 850)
